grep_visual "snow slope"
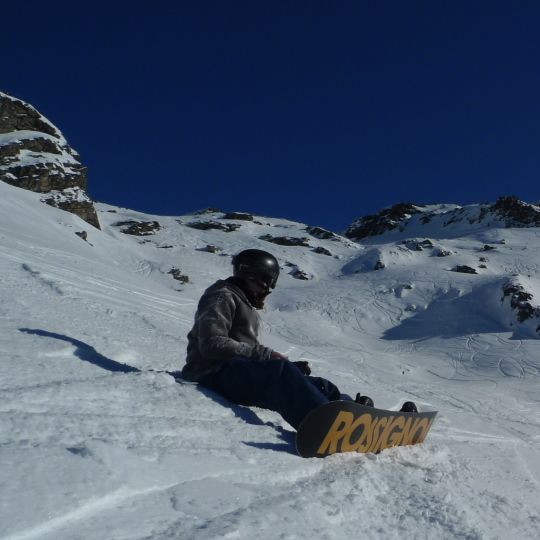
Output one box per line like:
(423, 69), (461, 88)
(1, 180), (540, 540)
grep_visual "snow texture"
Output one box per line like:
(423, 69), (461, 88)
(1, 180), (540, 539)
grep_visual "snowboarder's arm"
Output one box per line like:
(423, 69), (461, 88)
(196, 293), (273, 361)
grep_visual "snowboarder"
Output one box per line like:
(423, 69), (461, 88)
(181, 249), (414, 429)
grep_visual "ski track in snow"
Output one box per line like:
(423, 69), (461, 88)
(1, 184), (540, 539)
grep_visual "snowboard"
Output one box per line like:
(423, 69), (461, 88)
(296, 400), (437, 458)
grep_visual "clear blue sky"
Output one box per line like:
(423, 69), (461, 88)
(3, 1), (540, 231)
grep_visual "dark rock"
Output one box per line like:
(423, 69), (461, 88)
(168, 268), (189, 284)
(222, 212), (254, 221)
(259, 234), (311, 247)
(478, 264), (487, 269)
(490, 196), (540, 227)
(312, 246), (332, 256)
(346, 203), (424, 240)
(114, 220), (161, 236)
(502, 282), (540, 324)
(290, 268), (310, 280)
(403, 239), (434, 251)
(479, 257), (488, 262)
(75, 231), (87, 241)
(436, 249), (452, 257)
(0, 92), (99, 228)
(374, 260), (386, 270)
(482, 244), (496, 251)
(41, 188), (100, 229)
(306, 226), (340, 241)
(201, 244), (222, 253)
(186, 221), (240, 233)
(194, 207), (221, 215)
(453, 265), (478, 274)
(0, 93), (57, 135)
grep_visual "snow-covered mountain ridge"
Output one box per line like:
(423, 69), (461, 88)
(1, 180), (540, 539)
(346, 196), (540, 241)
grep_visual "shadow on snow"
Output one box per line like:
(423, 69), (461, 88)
(382, 287), (509, 341)
(19, 328), (296, 453)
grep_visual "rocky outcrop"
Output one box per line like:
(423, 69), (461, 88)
(114, 220), (161, 236)
(346, 197), (540, 242)
(346, 203), (423, 240)
(168, 268), (189, 284)
(41, 188), (100, 229)
(345, 196), (540, 242)
(259, 235), (311, 247)
(194, 207), (221, 215)
(306, 226), (341, 241)
(502, 282), (540, 324)
(222, 212), (254, 221)
(490, 196), (540, 227)
(453, 265), (478, 275)
(0, 91), (99, 228)
(288, 266), (311, 280)
(402, 239), (434, 251)
(312, 246), (332, 256)
(186, 221), (241, 233)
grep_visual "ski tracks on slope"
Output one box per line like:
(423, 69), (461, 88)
(4, 248), (194, 328)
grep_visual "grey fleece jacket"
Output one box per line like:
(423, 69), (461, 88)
(181, 277), (274, 381)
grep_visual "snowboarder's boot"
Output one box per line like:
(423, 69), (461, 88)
(400, 401), (418, 413)
(355, 393), (374, 407)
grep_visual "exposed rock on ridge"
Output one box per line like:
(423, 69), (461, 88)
(0, 91), (99, 229)
(346, 197), (540, 241)
(346, 203), (424, 240)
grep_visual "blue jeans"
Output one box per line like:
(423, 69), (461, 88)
(198, 356), (345, 429)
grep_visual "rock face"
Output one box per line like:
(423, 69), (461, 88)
(502, 282), (540, 325)
(346, 203), (423, 240)
(306, 226), (341, 241)
(186, 221), (241, 233)
(259, 234), (311, 247)
(222, 212), (254, 221)
(453, 265), (478, 275)
(346, 197), (540, 241)
(114, 220), (161, 236)
(0, 92), (99, 229)
(490, 196), (540, 227)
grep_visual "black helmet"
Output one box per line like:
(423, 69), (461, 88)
(232, 249), (280, 289)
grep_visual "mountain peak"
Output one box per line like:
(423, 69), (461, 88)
(0, 92), (100, 229)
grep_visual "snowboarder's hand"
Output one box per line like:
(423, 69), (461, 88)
(293, 360), (311, 376)
(270, 351), (289, 361)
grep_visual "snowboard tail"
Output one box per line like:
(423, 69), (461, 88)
(296, 400), (437, 458)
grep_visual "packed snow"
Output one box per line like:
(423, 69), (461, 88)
(1, 180), (540, 540)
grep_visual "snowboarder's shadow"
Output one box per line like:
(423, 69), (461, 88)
(19, 328), (141, 373)
(19, 328), (297, 454)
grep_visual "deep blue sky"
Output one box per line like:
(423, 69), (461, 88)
(3, 1), (540, 231)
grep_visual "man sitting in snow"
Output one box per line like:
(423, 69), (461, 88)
(181, 248), (394, 429)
